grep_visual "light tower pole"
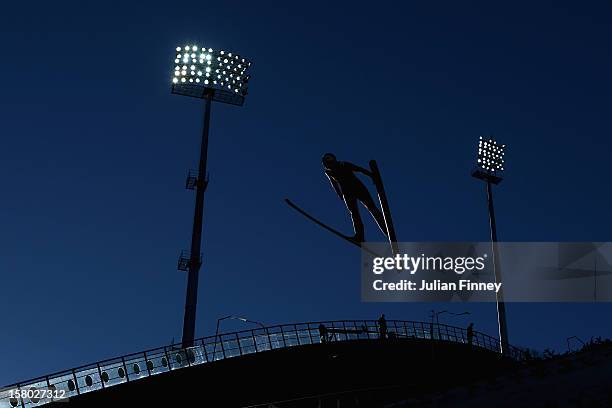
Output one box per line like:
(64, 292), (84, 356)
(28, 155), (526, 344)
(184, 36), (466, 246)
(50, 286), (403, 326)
(212, 315), (266, 359)
(171, 44), (252, 348)
(471, 136), (509, 354)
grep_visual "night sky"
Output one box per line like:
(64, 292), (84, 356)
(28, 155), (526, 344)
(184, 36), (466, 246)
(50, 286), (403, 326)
(1, 1), (611, 385)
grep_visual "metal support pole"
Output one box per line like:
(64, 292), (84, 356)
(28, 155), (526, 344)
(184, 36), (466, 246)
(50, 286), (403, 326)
(71, 370), (80, 394)
(121, 357), (129, 382)
(182, 92), (213, 348)
(295, 324), (301, 345)
(279, 325), (287, 347)
(236, 333), (243, 355)
(252, 330), (258, 352)
(163, 346), (172, 370)
(18, 385), (25, 408)
(212, 316), (224, 361)
(201, 339), (210, 363)
(486, 181), (509, 353)
(266, 327), (273, 350)
(143, 352), (151, 375)
(96, 363), (105, 388)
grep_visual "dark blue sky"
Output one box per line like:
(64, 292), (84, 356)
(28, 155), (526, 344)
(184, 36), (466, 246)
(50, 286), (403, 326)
(1, 0), (611, 385)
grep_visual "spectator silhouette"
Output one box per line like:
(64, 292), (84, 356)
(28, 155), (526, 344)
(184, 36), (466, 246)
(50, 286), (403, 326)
(378, 314), (388, 339)
(318, 324), (328, 344)
(467, 322), (474, 346)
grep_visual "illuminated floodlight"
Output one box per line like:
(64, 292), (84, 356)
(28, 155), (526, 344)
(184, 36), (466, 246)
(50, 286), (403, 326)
(472, 136), (506, 184)
(171, 43), (252, 106)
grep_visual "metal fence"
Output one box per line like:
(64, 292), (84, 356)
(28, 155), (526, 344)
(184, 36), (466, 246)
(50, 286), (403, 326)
(0, 320), (525, 407)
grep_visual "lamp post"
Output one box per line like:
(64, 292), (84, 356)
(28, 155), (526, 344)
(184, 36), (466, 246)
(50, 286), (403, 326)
(212, 315), (266, 359)
(430, 310), (470, 339)
(171, 44), (252, 348)
(471, 136), (509, 354)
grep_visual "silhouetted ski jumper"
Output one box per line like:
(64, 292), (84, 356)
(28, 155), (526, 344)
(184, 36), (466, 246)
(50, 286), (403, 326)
(322, 153), (387, 242)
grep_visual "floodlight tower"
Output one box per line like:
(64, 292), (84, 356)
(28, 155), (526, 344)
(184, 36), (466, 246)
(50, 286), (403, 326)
(171, 44), (252, 348)
(471, 136), (509, 354)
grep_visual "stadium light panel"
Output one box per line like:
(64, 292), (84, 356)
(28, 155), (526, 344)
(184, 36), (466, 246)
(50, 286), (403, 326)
(171, 43), (252, 105)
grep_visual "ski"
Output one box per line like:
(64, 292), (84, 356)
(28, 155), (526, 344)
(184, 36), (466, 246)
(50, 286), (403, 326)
(285, 198), (383, 257)
(369, 160), (399, 256)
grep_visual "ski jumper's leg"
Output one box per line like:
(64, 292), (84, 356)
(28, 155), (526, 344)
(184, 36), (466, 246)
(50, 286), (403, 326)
(343, 195), (364, 242)
(359, 193), (388, 237)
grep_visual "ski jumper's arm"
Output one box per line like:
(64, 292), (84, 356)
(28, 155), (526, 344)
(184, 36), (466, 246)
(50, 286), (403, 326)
(345, 162), (373, 178)
(325, 170), (343, 199)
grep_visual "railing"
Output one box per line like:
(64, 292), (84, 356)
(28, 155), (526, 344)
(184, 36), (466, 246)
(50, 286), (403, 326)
(0, 320), (525, 407)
